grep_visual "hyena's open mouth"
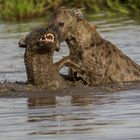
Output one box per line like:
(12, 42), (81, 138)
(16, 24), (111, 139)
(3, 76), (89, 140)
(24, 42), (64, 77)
(39, 33), (54, 43)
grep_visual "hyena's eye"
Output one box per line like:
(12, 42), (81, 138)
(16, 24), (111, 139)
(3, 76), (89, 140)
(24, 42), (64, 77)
(58, 21), (64, 27)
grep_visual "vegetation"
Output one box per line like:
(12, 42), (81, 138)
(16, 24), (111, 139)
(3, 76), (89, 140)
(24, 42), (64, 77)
(0, 0), (47, 21)
(0, 0), (140, 21)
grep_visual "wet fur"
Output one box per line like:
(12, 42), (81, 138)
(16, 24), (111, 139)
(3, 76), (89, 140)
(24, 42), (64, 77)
(48, 7), (140, 85)
(19, 28), (67, 89)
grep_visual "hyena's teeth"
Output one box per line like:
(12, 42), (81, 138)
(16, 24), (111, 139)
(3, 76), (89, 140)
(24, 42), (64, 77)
(46, 33), (54, 42)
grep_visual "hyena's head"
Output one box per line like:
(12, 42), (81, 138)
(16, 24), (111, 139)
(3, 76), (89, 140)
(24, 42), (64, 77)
(19, 28), (60, 54)
(47, 7), (85, 42)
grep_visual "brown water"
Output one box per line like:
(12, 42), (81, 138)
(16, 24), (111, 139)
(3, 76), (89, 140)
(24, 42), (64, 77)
(0, 15), (140, 140)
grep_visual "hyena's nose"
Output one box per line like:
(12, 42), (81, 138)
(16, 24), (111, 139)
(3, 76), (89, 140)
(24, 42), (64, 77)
(19, 37), (27, 48)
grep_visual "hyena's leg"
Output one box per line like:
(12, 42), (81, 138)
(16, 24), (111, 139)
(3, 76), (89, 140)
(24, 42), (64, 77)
(55, 56), (80, 72)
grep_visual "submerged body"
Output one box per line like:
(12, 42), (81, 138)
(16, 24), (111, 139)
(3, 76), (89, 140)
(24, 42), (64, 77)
(47, 7), (140, 85)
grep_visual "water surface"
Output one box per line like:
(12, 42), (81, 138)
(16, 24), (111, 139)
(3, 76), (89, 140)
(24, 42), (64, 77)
(0, 15), (140, 140)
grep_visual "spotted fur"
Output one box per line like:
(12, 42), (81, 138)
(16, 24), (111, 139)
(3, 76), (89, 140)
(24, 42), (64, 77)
(48, 7), (140, 85)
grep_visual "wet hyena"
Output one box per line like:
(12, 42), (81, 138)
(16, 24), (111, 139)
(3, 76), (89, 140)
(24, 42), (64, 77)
(19, 28), (67, 89)
(47, 7), (140, 85)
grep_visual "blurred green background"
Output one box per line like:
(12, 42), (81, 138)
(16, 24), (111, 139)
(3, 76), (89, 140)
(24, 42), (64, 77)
(0, 0), (140, 21)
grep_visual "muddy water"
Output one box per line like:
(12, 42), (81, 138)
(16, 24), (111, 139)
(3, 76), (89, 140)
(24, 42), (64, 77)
(0, 15), (140, 140)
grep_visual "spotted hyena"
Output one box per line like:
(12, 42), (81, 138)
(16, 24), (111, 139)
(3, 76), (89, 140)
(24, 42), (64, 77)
(47, 7), (140, 85)
(19, 28), (67, 89)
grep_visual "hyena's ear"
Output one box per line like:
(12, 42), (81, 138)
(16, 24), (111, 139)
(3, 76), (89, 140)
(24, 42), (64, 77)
(18, 37), (27, 48)
(73, 8), (85, 21)
(91, 24), (97, 30)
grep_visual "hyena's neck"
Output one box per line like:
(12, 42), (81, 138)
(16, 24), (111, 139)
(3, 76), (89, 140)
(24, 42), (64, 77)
(66, 20), (103, 57)
(92, 31), (104, 47)
(25, 48), (54, 85)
